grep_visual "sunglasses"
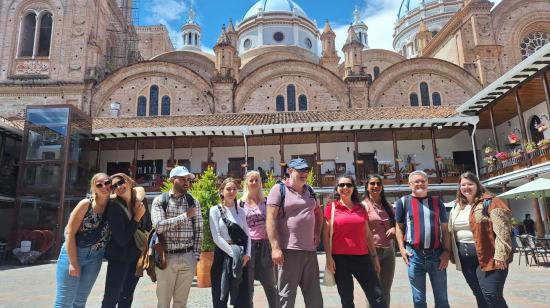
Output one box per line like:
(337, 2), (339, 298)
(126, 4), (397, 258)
(95, 180), (111, 188)
(111, 178), (126, 189)
(337, 183), (354, 188)
(368, 182), (382, 187)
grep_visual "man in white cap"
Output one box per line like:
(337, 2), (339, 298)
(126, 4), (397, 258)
(151, 166), (203, 308)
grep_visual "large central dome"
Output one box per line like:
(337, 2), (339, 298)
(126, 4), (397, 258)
(398, 0), (426, 19)
(243, 0), (308, 21)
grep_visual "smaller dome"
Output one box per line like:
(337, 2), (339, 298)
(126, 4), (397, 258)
(243, 0), (308, 21)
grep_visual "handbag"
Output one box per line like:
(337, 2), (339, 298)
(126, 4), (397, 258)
(323, 202), (336, 287)
(217, 205), (248, 251)
(458, 242), (477, 258)
(116, 197), (150, 253)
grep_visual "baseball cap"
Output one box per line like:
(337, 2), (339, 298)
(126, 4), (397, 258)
(287, 158), (310, 170)
(169, 166), (195, 179)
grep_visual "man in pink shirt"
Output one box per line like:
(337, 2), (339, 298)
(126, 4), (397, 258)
(266, 158), (323, 308)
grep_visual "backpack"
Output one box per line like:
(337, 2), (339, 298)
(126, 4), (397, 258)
(276, 180), (316, 218)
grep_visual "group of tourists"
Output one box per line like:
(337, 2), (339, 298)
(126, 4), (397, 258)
(54, 158), (513, 308)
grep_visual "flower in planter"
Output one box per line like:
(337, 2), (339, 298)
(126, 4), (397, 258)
(495, 151), (509, 161)
(536, 122), (547, 132)
(538, 138), (550, 148)
(507, 132), (520, 144)
(483, 156), (495, 165)
(524, 142), (537, 153)
(511, 148), (523, 159)
(483, 146), (495, 155)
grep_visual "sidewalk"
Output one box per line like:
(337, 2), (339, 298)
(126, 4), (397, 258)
(0, 253), (549, 307)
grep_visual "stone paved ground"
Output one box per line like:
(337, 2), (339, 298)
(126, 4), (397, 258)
(0, 253), (549, 308)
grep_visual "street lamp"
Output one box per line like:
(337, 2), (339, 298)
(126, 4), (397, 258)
(239, 125), (249, 173)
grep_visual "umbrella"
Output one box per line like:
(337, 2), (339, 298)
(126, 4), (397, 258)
(498, 178), (550, 200)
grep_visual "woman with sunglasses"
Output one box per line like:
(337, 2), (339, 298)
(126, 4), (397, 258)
(362, 175), (396, 308)
(55, 173), (112, 308)
(101, 173), (150, 308)
(210, 177), (251, 308)
(239, 170), (277, 308)
(323, 176), (385, 308)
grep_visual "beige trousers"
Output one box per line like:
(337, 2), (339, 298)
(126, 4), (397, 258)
(156, 252), (196, 308)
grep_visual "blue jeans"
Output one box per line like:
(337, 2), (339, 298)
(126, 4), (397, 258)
(406, 247), (449, 308)
(55, 243), (105, 308)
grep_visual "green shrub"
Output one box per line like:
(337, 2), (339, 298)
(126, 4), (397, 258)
(189, 166), (219, 252)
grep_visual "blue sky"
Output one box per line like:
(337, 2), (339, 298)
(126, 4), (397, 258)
(137, 0), (502, 54)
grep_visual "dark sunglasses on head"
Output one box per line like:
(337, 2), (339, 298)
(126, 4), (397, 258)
(368, 182), (382, 187)
(337, 183), (354, 188)
(111, 178), (126, 188)
(95, 180), (111, 188)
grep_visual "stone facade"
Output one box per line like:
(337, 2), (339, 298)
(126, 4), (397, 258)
(136, 25), (174, 60)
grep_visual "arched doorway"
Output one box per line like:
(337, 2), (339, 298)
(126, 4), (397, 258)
(529, 115), (545, 143)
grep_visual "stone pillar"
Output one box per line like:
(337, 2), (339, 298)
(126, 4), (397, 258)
(532, 198), (546, 237)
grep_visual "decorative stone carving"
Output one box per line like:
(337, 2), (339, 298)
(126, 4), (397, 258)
(14, 60), (50, 75)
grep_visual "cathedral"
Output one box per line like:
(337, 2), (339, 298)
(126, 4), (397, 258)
(1, 0), (550, 256)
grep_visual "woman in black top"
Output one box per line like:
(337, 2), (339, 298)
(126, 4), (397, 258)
(101, 173), (150, 308)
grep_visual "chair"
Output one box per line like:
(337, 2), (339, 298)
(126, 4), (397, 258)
(524, 235), (549, 265)
(513, 236), (531, 265)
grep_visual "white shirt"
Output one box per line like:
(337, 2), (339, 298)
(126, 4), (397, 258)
(453, 204), (475, 243)
(209, 204), (251, 258)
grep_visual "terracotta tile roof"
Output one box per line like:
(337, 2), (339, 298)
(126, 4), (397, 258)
(93, 106), (459, 130)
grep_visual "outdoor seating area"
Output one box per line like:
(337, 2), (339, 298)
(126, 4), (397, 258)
(514, 235), (550, 266)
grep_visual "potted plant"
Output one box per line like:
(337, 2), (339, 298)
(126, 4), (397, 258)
(495, 151), (509, 161)
(511, 148), (523, 159)
(483, 156), (495, 165)
(507, 132), (520, 145)
(536, 122), (547, 132)
(538, 138), (550, 150)
(483, 146), (495, 156)
(524, 142), (537, 154)
(189, 166), (219, 288)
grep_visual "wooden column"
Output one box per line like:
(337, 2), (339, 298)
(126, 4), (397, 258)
(489, 107), (500, 152)
(501, 183), (510, 207)
(354, 132), (359, 181)
(392, 130), (401, 184)
(542, 73), (550, 116)
(170, 137), (175, 166)
(315, 133), (321, 187)
(431, 128), (442, 181)
(96, 139), (102, 171)
(207, 136), (212, 163)
(515, 90), (530, 142)
(532, 198), (546, 237)
(279, 134), (285, 176)
(133, 139), (138, 165)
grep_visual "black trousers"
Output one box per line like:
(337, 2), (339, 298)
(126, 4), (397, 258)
(101, 258), (140, 308)
(211, 247), (250, 308)
(333, 254), (386, 308)
(459, 246), (508, 308)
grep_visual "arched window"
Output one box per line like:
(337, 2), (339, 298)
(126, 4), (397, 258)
(276, 95), (285, 112)
(149, 85), (159, 116)
(373, 66), (380, 79)
(188, 33), (192, 45)
(520, 32), (550, 60)
(287, 85), (296, 111)
(195, 33), (198, 45)
(529, 115), (545, 143)
(161, 96), (171, 116)
(420, 82), (430, 106)
(19, 13), (37, 57)
(137, 96), (146, 116)
(298, 95), (307, 111)
(37, 13), (53, 56)
(432, 92), (442, 106)
(410, 93), (419, 106)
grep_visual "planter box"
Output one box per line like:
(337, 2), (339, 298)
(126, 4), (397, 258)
(383, 178), (397, 185)
(532, 153), (550, 165)
(442, 176), (459, 184)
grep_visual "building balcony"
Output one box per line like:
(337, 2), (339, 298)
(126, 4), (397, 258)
(480, 147), (550, 180)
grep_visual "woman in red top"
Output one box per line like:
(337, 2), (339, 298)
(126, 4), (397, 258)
(323, 175), (386, 308)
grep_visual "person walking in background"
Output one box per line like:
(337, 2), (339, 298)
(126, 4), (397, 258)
(55, 173), (111, 308)
(209, 178), (251, 308)
(102, 173), (151, 308)
(240, 170), (278, 308)
(450, 172), (512, 308)
(362, 175), (396, 308)
(395, 170), (451, 308)
(151, 166), (203, 308)
(523, 214), (535, 236)
(266, 158), (323, 308)
(324, 175), (385, 308)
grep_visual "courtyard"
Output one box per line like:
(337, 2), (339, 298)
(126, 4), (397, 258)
(0, 253), (548, 307)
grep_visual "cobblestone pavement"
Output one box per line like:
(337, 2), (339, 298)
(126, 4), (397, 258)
(0, 253), (549, 308)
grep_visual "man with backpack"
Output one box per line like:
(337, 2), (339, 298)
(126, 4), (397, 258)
(395, 170), (451, 308)
(150, 166), (203, 308)
(266, 158), (323, 308)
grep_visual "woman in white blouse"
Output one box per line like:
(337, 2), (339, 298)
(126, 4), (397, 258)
(209, 178), (251, 308)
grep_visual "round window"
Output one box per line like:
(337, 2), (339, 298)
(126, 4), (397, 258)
(305, 38), (312, 49)
(273, 32), (284, 42)
(243, 38), (252, 50)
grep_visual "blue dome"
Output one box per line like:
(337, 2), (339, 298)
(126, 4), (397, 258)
(398, 0), (426, 19)
(243, 0), (308, 21)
